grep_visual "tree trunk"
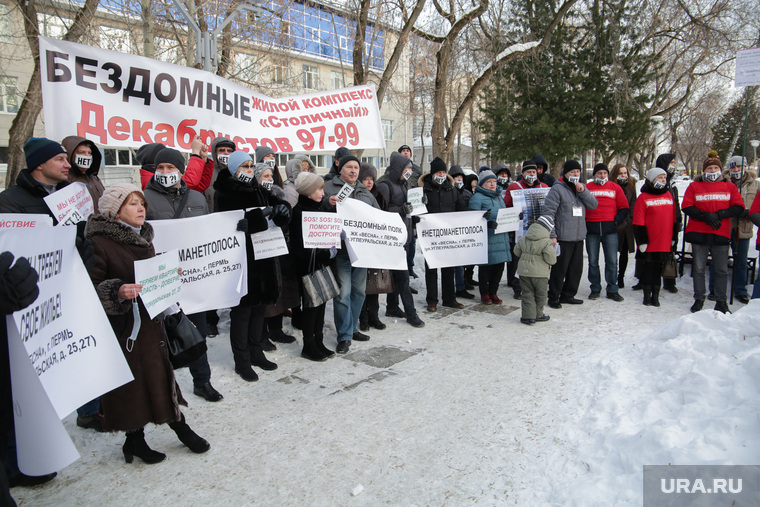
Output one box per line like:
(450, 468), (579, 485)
(6, 0), (100, 188)
(142, 0), (154, 59)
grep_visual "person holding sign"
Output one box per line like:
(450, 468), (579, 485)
(420, 157), (468, 312)
(143, 148), (223, 403)
(86, 183), (210, 464)
(376, 156), (425, 328)
(0, 138), (70, 220)
(215, 152), (292, 380)
(469, 170), (511, 304)
(543, 160), (598, 309)
(503, 160), (550, 300)
(254, 162), (300, 347)
(62, 136), (105, 214)
(322, 155), (380, 354)
(289, 172), (339, 361)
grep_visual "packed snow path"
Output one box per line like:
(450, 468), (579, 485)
(13, 270), (759, 505)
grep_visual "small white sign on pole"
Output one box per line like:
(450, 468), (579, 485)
(302, 212), (342, 249)
(335, 183), (355, 202)
(406, 187), (428, 216)
(134, 249), (182, 319)
(251, 220), (289, 260)
(494, 207), (521, 234)
(735, 47), (760, 88)
(43, 182), (94, 225)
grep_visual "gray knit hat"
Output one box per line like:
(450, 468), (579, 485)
(295, 171), (324, 196)
(253, 163), (271, 182)
(728, 156), (747, 169)
(646, 167), (667, 183)
(99, 183), (145, 219)
(478, 170), (496, 186)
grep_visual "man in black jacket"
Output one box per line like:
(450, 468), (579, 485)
(0, 138), (70, 218)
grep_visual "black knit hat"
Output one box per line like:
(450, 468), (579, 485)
(522, 160), (538, 172)
(430, 157), (447, 174)
(337, 155), (360, 173)
(398, 144), (411, 153)
(24, 137), (66, 170)
(154, 147), (186, 173)
(593, 163), (608, 176)
(335, 147), (351, 160)
(562, 159), (582, 176)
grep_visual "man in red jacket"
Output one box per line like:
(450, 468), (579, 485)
(585, 163), (629, 301)
(682, 152), (744, 313)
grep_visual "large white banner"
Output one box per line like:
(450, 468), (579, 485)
(337, 199), (407, 270)
(149, 211), (247, 314)
(416, 211), (488, 268)
(0, 214), (53, 229)
(40, 37), (385, 154)
(4, 226), (133, 417)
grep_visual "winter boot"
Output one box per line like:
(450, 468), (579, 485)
(315, 333), (335, 358)
(250, 348), (278, 371)
(617, 274), (625, 289)
(642, 286), (652, 306)
(714, 301), (731, 314)
(651, 287), (661, 307)
(301, 333), (328, 362)
(169, 413), (210, 454)
(690, 299), (704, 313)
(123, 428), (166, 464)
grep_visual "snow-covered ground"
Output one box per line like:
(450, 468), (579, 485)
(12, 258), (760, 506)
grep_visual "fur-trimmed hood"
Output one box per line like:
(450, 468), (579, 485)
(692, 172), (729, 183)
(418, 171), (455, 188)
(86, 213), (154, 247)
(723, 168), (757, 184)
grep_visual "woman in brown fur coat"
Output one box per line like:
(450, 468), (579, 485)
(86, 183), (209, 464)
(610, 164), (637, 288)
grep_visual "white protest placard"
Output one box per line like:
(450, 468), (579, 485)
(511, 187), (551, 240)
(0, 214), (53, 229)
(2, 226), (133, 416)
(735, 47), (760, 88)
(149, 210), (247, 314)
(407, 187), (428, 216)
(335, 183), (354, 202)
(302, 212), (342, 249)
(251, 220), (289, 260)
(8, 321), (79, 475)
(337, 199), (407, 270)
(416, 211), (488, 268)
(495, 207), (521, 234)
(39, 37), (386, 153)
(43, 182), (94, 225)
(134, 250), (182, 319)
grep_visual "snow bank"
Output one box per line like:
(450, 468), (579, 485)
(536, 300), (760, 505)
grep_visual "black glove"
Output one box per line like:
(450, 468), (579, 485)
(271, 204), (291, 227)
(421, 194), (429, 205)
(236, 218), (249, 233)
(75, 236), (97, 270)
(402, 202), (414, 215)
(742, 208), (750, 219)
(518, 212), (524, 220)
(261, 205), (273, 218)
(487, 220), (498, 229)
(705, 212), (722, 230)
(244, 208), (269, 233)
(0, 252), (39, 315)
(482, 209), (491, 220)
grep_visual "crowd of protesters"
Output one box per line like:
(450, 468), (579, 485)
(1, 136), (759, 502)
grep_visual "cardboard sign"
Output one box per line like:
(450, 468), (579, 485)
(0, 213), (53, 229)
(302, 212), (342, 249)
(251, 220), (289, 260)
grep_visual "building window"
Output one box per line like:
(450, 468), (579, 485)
(382, 119), (394, 142)
(331, 70), (344, 90)
(37, 13), (66, 38)
(272, 60), (288, 84)
(0, 76), (19, 114)
(303, 64), (319, 90)
(100, 26), (133, 53)
(0, 3), (12, 44)
(104, 148), (134, 166)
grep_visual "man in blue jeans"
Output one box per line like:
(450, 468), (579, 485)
(584, 164), (629, 301)
(322, 155), (380, 353)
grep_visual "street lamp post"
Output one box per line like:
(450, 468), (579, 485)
(751, 139), (760, 172)
(171, 0), (266, 72)
(649, 115), (664, 168)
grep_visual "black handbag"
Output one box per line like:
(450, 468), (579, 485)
(163, 310), (207, 369)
